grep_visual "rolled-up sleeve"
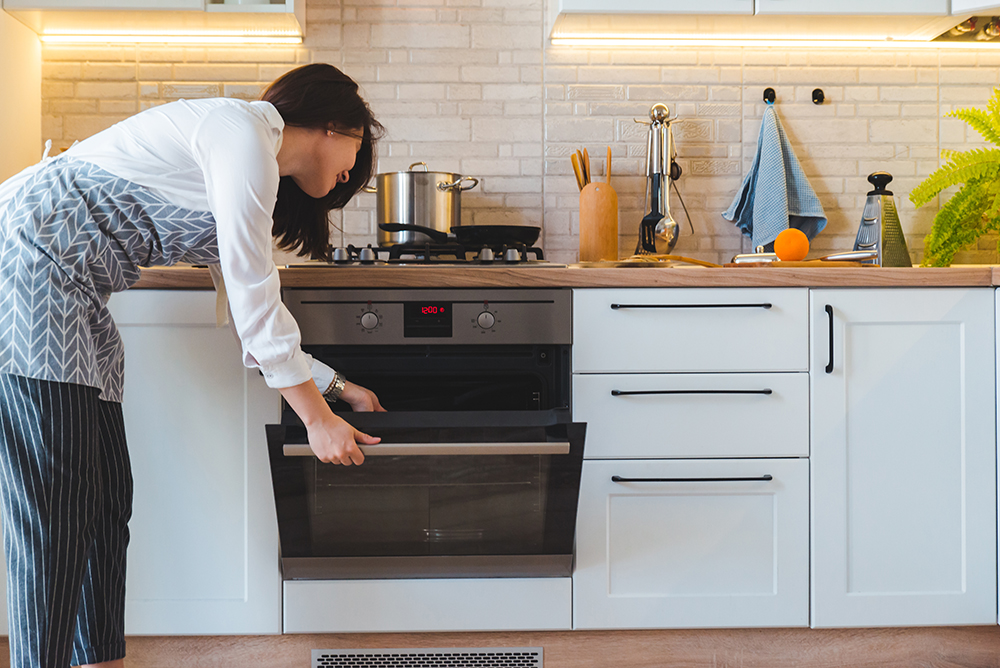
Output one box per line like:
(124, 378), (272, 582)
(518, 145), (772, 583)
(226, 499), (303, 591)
(193, 105), (312, 389)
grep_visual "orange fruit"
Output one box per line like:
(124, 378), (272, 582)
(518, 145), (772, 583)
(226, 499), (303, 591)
(773, 228), (810, 261)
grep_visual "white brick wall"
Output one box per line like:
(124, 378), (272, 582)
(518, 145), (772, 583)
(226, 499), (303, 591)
(37, 2), (1000, 264)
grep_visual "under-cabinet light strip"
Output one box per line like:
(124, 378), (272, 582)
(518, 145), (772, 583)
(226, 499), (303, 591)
(551, 36), (1000, 48)
(40, 34), (301, 45)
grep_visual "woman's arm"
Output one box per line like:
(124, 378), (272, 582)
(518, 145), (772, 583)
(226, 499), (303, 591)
(279, 380), (382, 465)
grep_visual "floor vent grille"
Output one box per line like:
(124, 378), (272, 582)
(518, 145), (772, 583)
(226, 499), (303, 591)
(312, 647), (543, 668)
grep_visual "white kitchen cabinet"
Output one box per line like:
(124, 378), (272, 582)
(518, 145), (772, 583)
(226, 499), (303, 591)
(952, 0), (1000, 13)
(756, 0), (948, 14)
(2, 0), (304, 39)
(573, 288), (809, 374)
(573, 372), (809, 459)
(558, 0), (752, 14)
(573, 458), (809, 629)
(3, 0), (201, 9)
(108, 290), (282, 635)
(560, 0), (950, 14)
(810, 289), (997, 628)
(571, 287), (810, 630)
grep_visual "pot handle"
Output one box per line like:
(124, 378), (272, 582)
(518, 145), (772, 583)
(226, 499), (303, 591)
(408, 162), (429, 172)
(362, 184), (377, 193)
(438, 175), (479, 191)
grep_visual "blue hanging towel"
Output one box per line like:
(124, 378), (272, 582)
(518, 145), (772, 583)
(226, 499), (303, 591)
(722, 105), (827, 250)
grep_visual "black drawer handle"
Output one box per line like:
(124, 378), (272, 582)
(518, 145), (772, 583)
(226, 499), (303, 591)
(825, 304), (834, 374)
(612, 475), (774, 483)
(611, 303), (772, 310)
(611, 389), (773, 396)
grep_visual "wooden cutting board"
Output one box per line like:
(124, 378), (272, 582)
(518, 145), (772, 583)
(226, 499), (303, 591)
(724, 260), (872, 268)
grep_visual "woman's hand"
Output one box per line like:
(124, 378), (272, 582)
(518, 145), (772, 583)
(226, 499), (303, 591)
(304, 411), (379, 465)
(341, 380), (386, 412)
(278, 379), (380, 466)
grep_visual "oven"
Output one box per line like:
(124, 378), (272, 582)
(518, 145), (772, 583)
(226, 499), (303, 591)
(266, 288), (586, 581)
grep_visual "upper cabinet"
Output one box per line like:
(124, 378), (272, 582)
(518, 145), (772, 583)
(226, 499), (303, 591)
(756, 0), (948, 14)
(754, 0), (948, 16)
(550, 0), (969, 42)
(1, 0), (305, 41)
(952, 0), (1000, 12)
(557, 0), (957, 15)
(558, 0), (753, 14)
(4, 0), (202, 8)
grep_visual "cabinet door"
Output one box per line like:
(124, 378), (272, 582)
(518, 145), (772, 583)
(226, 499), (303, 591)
(574, 458), (809, 629)
(2, 0), (203, 9)
(810, 289), (997, 628)
(109, 290), (282, 635)
(558, 0), (752, 14)
(756, 0), (948, 13)
(952, 0), (1000, 12)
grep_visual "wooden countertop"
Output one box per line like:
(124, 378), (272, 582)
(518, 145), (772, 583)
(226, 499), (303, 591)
(132, 264), (1000, 290)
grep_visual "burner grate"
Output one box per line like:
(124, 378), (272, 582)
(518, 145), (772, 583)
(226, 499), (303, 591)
(312, 648), (543, 668)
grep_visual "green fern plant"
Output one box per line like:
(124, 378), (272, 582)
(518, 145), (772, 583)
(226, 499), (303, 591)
(910, 87), (1000, 267)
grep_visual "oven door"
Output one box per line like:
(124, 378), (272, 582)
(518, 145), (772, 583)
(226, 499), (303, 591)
(267, 409), (585, 580)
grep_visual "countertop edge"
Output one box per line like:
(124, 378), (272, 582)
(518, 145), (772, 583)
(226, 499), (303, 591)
(131, 266), (1000, 290)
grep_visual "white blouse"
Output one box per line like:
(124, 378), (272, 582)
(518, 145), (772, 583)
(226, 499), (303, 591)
(65, 97), (334, 393)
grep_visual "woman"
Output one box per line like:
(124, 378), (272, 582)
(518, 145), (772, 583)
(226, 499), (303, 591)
(0, 63), (384, 668)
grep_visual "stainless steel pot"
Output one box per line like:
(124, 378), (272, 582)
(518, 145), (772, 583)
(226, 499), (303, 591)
(368, 162), (479, 246)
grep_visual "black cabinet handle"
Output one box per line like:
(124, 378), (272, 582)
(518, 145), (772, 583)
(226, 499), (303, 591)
(611, 389), (772, 396)
(825, 304), (834, 374)
(612, 475), (773, 483)
(611, 303), (772, 310)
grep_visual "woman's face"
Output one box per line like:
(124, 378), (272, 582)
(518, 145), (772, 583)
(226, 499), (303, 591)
(293, 127), (364, 198)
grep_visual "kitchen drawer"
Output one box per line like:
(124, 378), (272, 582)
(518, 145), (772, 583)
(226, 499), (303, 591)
(574, 372), (808, 458)
(573, 458), (809, 629)
(573, 288), (809, 373)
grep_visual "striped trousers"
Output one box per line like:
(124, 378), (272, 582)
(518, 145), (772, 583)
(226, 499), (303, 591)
(0, 374), (132, 667)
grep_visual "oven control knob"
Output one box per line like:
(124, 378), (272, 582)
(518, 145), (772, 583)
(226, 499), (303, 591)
(478, 247), (495, 262)
(504, 248), (521, 262)
(477, 311), (496, 329)
(359, 246), (376, 263)
(332, 247), (350, 263)
(360, 311), (379, 330)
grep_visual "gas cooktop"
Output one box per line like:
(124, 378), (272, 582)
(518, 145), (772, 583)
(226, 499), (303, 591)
(284, 243), (564, 268)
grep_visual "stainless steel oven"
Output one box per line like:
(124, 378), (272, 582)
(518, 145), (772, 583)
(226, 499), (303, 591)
(266, 288), (586, 580)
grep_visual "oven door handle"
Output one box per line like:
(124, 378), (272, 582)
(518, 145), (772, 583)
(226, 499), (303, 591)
(282, 441), (572, 457)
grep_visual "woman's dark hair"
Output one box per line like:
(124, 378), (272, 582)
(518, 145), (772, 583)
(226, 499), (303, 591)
(262, 63), (384, 261)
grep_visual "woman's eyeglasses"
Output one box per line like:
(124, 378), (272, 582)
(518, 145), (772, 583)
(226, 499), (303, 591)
(328, 129), (365, 142)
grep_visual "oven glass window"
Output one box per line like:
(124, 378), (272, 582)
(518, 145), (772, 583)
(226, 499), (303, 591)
(306, 454), (549, 556)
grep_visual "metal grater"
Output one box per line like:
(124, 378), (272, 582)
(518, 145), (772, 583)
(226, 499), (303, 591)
(879, 196), (912, 267)
(312, 647), (543, 668)
(853, 172), (911, 267)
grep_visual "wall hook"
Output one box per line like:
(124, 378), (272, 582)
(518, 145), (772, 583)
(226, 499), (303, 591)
(812, 88), (825, 105)
(763, 88), (776, 105)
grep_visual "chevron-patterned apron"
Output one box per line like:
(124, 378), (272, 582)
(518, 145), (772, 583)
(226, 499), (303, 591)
(0, 157), (220, 402)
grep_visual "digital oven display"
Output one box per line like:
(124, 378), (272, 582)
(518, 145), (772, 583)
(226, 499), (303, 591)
(403, 302), (453, 338)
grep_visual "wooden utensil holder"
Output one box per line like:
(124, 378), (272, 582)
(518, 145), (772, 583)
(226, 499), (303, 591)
(579, 181), (618, 262)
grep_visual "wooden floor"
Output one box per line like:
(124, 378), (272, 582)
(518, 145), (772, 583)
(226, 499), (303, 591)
(2, 627), (1000, 668)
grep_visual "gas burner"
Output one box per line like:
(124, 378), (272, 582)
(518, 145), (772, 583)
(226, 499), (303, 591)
(293, 243), (555, 267)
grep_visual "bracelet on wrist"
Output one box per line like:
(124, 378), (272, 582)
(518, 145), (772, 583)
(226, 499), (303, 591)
(323, 371), (347, 401)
